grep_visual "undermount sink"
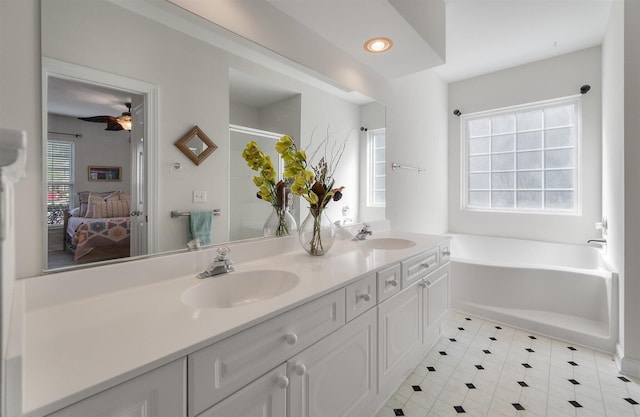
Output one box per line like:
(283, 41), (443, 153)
(357, 238), (416, 250)
(182, 270), (299, 309)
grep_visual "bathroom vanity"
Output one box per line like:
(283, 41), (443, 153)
(8, 228), (450, 417)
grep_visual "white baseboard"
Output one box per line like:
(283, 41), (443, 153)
(615, 343), (640, 378)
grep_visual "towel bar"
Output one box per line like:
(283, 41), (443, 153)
(171, 209), (221, 218)
(391, 163), (424, 173)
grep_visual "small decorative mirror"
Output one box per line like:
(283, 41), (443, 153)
(175, 125), (218, 166)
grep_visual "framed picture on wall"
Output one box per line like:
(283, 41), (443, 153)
(88, 166), (122, 182)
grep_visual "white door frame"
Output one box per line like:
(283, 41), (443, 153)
(41, 57), (159, 270)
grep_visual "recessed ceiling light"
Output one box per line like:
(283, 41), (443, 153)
(364, 37), (393, 53)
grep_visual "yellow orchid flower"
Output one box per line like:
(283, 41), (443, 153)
(291, 182), (306, 196)
(304, 192), (319, 205)
(275, 135), (293, 154)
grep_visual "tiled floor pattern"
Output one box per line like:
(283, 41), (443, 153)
(376, 312), (640, 417)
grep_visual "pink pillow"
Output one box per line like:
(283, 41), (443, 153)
(106, 199), (130, 217)
(78, 191), (117, 217)
(90, 199), (130, 218)
(85, 193), (106, 218)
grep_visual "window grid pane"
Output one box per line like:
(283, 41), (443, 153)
(464, 99), (578, 212)
(368, 130), (386, 207)
(47, 140), (74, 225)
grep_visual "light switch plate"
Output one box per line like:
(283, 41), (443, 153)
(193, 190), (206, 203)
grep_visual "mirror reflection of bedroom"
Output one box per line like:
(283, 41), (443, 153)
(46, 77), (146, 269)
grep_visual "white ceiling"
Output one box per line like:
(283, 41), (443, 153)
(435, 0), (614, 82)
(229, 69), (300, 107)
(48, 0), (614, 116)
(264, 0), (613, 82)
(48, 77), (138, 119)
(265, 0), (444, 79)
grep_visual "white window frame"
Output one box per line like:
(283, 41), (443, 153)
(367, 128), (386, 207)
(460, 96), (582, 214)
(47, 139), (75, 226)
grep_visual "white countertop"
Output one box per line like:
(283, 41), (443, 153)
(19, 230), (448, 416)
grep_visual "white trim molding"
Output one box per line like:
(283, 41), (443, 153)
(615, 343), (640, 378)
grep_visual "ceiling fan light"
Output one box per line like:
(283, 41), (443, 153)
(364, 37), (393, 53)
(117, 113), (132, 131)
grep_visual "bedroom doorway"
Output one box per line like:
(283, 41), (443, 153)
(43, 59), (157, 271)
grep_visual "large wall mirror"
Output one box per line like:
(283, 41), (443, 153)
(41, 0), (386, 272)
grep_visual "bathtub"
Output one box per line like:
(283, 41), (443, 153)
(449, 233), (618, 352)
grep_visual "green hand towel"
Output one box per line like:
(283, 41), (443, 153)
(189, 211), (212, 246)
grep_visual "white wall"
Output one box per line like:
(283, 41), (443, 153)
(386, 69), (449, 234)
(622, 0), (640, 373)
(448, 47), (603, 244)
(229, 102), (260, 128)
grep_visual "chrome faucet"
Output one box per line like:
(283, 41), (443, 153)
(198, 246), (234, 278)
(353, 224), (373, 240)
(587, 238), (607, 248)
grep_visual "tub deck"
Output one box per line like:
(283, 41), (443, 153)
(449, 233), (617, 352)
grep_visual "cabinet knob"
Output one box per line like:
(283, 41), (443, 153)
(285, 332), (298, 345)
(425, 280), (432, 286)
(293, 362), (307, 376)
(358, 293), (372, 302)
(442, 249), (451, 256)
(421, 262), (430, 269)
(386, 278), (398, 287)
(419, 281), (427, 288)
(276, 375), (289, 389)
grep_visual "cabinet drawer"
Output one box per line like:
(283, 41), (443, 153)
(401, 248), (438, 288)
(377, 263), (401, 302)
(345, 273), (376, 322)
(439, 241), (451, 265)
(188, 289), (346, 416)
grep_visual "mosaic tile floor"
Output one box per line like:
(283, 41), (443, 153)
(376, 312), (640, 417)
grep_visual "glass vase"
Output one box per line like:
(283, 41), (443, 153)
(263, 206), (297, 237)
(299, 207), (335, 256)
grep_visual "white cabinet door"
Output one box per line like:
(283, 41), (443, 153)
(47, 359), (186, 417)
(426, 266), (449, 328)
(378, 282), (423, 398)
(289, 308), (377, 417)
(422, 265), (450, 350)
(197, 364), (288, 417)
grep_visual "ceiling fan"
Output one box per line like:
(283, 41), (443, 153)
(78, 102), (132, 131)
